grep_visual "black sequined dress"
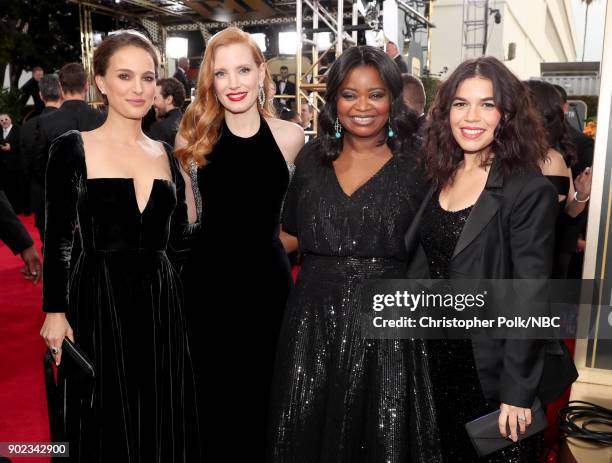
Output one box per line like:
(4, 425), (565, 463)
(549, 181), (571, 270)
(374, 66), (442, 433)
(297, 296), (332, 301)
(419, 192), (544, 462)
(269, 140), (441, 463)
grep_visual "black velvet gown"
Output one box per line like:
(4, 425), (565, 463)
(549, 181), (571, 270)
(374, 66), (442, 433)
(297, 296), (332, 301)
(42, 131), (200, 462)
(181, 117), (293, 458)
(419, 192), (544, 462)
(268, 139), (442, 463)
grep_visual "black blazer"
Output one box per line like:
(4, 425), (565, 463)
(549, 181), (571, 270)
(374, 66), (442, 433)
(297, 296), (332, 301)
(20, 107), (58, 174)
(275, 79), (296, 96)
(149, 108), (182, 148)
(1, 125), (22, 171)
(173, 69), (193, 98)
(32, 100), (105, 182)
(0, 190), (33, 254)
(404, 160), (578, 408)
(394, 55), (409, 73)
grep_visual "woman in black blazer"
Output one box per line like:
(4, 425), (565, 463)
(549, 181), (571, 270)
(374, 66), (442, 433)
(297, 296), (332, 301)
(404, 57), (578, 462)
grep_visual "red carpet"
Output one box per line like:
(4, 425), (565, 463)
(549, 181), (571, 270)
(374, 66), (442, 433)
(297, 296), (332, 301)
(0, 215), (50, 463)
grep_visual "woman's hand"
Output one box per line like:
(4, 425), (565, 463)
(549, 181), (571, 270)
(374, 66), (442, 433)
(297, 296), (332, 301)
(40, 313), (74, 366)
(499, 403), (532, 442)
(574, 167), (592, 201)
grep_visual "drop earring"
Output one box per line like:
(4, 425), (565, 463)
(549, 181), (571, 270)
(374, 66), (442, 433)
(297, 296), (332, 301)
(334, 117), (342, 139)
(258, 83), (265, 108)
(387, 117), (395, 138)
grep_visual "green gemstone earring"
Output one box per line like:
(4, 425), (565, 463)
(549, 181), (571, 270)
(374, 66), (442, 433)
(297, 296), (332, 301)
(388, 118), (395, 138)
(334, 117), (342, 139)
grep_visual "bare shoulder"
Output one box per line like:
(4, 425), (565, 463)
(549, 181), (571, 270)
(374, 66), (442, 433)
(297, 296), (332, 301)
(266, 117), (304, 163)
(175, 133), (187, 150)
(540, 148), (569, 177)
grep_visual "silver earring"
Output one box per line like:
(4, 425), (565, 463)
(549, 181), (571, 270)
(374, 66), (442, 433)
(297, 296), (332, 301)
(334, 117), (342, 139)
(258, 83), (265, 108)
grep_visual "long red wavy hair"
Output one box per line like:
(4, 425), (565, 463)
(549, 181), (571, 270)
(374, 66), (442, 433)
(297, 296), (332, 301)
(176, 27), (275, 168)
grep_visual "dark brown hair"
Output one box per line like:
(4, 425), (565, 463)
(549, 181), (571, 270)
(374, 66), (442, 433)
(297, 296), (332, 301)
(524, 80), (576, 167)
(59, 63), (88, 94)
(157, 77), (186, 108)
(93, 30), (159, 78)
(421, 56), (548, 188)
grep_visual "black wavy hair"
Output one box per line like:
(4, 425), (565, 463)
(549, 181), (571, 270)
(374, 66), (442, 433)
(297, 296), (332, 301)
(421, 56), (548, 188)
(318, 45), (419, 162)
(524, 80), (576, 167)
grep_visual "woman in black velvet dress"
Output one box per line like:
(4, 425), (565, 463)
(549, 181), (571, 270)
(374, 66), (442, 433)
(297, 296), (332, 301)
(404, 57), (578, 462)
(268, 46), (438, 463)
(175, 27), (304, 459)
(39, 32), (199, 462)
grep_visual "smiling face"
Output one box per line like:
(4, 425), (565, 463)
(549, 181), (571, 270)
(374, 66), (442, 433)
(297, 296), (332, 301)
(213, 42), (265, 115)
(95, 45), (157, 120)
(0, 114), (11, 129)
(449, 77), (502, 156)
(336, 65), (390, 140)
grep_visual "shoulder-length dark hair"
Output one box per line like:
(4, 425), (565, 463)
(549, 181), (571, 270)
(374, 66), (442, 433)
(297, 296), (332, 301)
(318, 45), (418, 162)
(421, 56), (548, 188)
(524, 79), (576, 167)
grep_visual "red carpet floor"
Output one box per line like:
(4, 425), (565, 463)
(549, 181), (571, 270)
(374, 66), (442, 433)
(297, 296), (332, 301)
(0, 215), (50, 463)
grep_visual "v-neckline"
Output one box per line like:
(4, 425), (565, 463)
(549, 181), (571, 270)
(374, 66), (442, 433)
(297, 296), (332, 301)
(332, 156), (395, 199)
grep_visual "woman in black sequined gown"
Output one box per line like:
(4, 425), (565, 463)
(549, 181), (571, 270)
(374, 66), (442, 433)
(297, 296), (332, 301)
(175, 27), (304, 459)
(39, 33), (200, 462)
(268, 46), (439, 463)
(405, 57), (577, 462)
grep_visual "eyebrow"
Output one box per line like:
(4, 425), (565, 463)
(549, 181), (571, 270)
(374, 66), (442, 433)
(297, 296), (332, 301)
(213, 64), (253, 70)
(453, 96), (495, 102)
(341, 87), (387, 92)
(114, 68), (155, 74)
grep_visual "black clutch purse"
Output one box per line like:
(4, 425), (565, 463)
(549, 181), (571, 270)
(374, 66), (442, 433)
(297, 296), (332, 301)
(58, 338), (95, 380)
(465, 399), (548, 457)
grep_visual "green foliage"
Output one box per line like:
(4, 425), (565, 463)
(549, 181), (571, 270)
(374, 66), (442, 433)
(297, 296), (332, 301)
(0, 0), (81, 88)
(572, 95), (599, 119)
(421, 75), (442, 114)
(0, 87), (26, 122)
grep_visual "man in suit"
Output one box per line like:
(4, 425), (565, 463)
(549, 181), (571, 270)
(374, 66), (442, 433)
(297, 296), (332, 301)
(20, 66), (45, 117)
(0, 113), (24, 213)
(34, 63), (105, 239)
(275, 66), (296, 109)
(20, 74), (62, 241)
(173, 57), (193, 101)
(401, 74), (427, 134)
(385, 42), (409, 74)
(150, 77), (185, 148)
(0, 188), (41, 283)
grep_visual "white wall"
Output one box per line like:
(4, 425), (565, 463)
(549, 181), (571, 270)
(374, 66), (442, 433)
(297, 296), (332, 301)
(429, 0), (577, 80)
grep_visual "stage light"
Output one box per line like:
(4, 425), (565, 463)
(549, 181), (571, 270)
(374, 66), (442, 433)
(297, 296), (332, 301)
(279, 32), (298, 55)
(166, 37), (188, 59)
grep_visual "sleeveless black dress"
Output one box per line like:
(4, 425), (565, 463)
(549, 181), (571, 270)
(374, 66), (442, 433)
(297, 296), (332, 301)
(42, 131), (200, 462)
(419, 192), (544, 462)
(182, 117), (293, 458)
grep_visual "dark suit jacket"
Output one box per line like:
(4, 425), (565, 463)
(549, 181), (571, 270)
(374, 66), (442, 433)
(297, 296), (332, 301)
(394, 55), (409, 73)
(173, 69), (193, 98)
(32, 100), (105, 182)
(404, 161), (578, 408)
(275, 79), (296, 96)
(20, 107), (58, 174)
(0, 190), (33, 254)
(1, 125), (22, 171)
(149, 108), (182, 148)
(20, 77), (45, 115)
